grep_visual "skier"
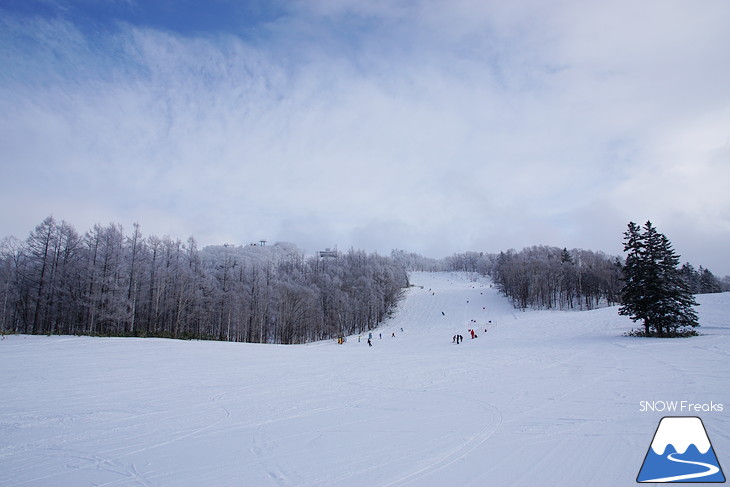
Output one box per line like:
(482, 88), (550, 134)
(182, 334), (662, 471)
(367, 338), (372, 347)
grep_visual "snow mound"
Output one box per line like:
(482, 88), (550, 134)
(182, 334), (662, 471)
(2, 273), (729, 487)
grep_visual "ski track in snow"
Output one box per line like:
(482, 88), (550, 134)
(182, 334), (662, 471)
(1, 272), (729, 486)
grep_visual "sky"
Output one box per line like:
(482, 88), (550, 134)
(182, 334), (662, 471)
(1, 0), (729, 274)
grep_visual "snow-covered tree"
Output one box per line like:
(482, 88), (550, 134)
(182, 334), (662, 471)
(0, 216), (409, 344)
(490, 246), (622, 310)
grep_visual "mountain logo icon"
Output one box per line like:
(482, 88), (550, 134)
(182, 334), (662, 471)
(637, 416), (726, 483)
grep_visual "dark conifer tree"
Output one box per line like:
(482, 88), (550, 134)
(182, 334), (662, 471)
(619, 221), (699, 336)
(620, 222), (649, 334)
(699, 267), (722, 294)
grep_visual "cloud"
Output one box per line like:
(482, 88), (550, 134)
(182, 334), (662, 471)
(1, 1), (729, 274)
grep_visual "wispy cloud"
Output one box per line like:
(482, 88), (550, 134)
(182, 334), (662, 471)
(1, 1), (729, 273)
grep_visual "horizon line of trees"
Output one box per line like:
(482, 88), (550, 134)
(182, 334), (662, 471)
(679, 262), (724, 294)
(393, 247), (625, 310)
(3, 218), (727, 341)
(491, 246), (625, 310)
(392, 245), (728, 312)
(0, 216), (408, 344)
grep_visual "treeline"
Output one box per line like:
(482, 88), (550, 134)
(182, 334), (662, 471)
(390, 249), (492, 274)
(490, 246), (623, 310)
(407, 246), (729, 312)
(679, 263), (725, 294)
(0, 216), (408, 344)
(393, 246), (624, 310)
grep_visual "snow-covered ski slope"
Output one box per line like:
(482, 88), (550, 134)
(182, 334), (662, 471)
(2, 272), (729, 486)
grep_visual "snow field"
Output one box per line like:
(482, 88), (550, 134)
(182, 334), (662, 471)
(1, 272), (729, 486)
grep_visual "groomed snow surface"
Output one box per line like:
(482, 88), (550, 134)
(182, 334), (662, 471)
(2, 272), (729, 486)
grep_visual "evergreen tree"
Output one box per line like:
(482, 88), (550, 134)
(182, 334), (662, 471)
(679, 263), (701, 293)
(620, 222), (649, 334)
(699, 267), (722, 294)
(619, 221), (699, 336)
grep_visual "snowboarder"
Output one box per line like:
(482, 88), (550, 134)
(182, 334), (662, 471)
(367, 338), (372, 347)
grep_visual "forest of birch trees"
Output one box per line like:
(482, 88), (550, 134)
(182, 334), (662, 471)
(490, 246), (624, 310)
(0, 217), (408, 344)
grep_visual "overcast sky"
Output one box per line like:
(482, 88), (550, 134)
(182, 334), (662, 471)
(1, 0), (729, 274)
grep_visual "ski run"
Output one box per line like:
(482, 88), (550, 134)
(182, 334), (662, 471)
(2, 271), (729, 486)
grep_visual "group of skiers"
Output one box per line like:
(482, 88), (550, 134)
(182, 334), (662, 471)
(358, 332), (376, 346)
(348, 328), (404, 347)
(452, 327), (483, 343)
